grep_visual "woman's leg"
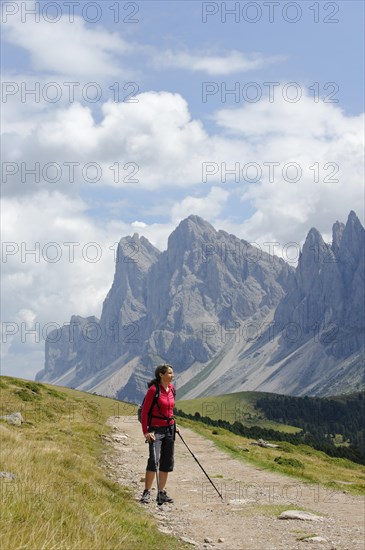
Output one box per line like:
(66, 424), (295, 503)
(145, 434), (162, 489)
(158, 470), (168, 491)
(144, 469), (155, 490)
(158, 430), (174, 497)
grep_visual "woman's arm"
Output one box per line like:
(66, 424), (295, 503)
(141, 385), (157, 436)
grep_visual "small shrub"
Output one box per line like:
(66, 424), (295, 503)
(274, 456), (304, 469)
(14, 389), (39, 402)
(278, 442), (293, 453)
(10, 379), (27, 388)
(47, 388), (66, 400)
(24, 382), (43, 394)
(300, 446), (315, 456)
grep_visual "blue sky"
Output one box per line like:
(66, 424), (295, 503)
(1, 0), (364, 379)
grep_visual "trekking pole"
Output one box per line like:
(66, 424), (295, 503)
(152, 440), (162, 505)
(177, 431), (224, 501)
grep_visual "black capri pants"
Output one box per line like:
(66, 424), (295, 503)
(146, 426), (175, 472)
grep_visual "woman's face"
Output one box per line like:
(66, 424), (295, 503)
(160, 367), (174, 385)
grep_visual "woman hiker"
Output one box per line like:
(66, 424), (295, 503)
(140, 364), (178, 504)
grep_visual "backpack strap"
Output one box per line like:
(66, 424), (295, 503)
(147, 382), (160, 427)
(149, 384), (176, 424)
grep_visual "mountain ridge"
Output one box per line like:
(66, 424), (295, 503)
(36, 211), (365, 401)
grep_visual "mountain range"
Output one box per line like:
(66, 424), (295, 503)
(36, 211), (365, 402)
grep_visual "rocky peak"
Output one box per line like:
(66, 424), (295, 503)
(332, 221), (345, 256)
(302, 227), (326, 255)
(168, 215), (216, 246)
(334, 211), (365, 328)
(274, 211), (364, 360)
(116, 233), (160, 270)
(297, 227), (332, 294)
(180, 214), (215, 232)
(348, 209), (362, 226)
(338, 211), (365, 260)
(163, 216), (217, 276)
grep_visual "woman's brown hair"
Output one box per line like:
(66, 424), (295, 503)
(147, 364), (173, 387)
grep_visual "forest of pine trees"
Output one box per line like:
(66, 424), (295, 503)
(255, 392), (364, 456)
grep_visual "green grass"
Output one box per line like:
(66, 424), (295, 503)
(0, 376), (188, 550)
(176, 391), (301, 433)
(274, 456), (305, 469)
(176, 417), (365, 495)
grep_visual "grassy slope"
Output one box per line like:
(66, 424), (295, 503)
(176, 417), (365, 495)
(176, 391), (301, 433)
(0, 376), (188, 550)
(176, 391), (365, 494)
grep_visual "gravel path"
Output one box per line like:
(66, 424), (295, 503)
(103, 416), (365, 550)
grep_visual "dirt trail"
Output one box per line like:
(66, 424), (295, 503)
(103, 416), (365, 550)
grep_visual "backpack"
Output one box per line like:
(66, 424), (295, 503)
(138, 383), (176, 427)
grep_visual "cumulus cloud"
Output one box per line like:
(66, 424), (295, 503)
(171, 187), (229, 224)
(2, 88), (364, 236)
(214, 93), (363, 139)
(2, 92), (220, 195)
(212, 91), (364, 245)
(3, 1), (130, 78)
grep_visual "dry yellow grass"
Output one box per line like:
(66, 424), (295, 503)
(0, 376), (188, 550)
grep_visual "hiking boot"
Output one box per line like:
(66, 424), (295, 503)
(157, 490), (174, 504)
(140, 489), (151, 504)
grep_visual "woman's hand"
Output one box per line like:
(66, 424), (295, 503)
(175, 425), (180, 434)
(144, 432), (155, 442)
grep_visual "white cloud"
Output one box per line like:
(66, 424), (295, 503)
(171, 187), (229, 224)
(2, 93), (219, 194)
(214, 94), (363, 139)
(2, 191), (116, 319)
(3, 1), (131, 78)
(211, 91), (364, 245)
(153, 49), (285, 75)
(2, 88), (364, 235)
(38, 103), (99, 152)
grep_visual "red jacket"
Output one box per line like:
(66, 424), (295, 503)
(141, 383), (175, 434)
